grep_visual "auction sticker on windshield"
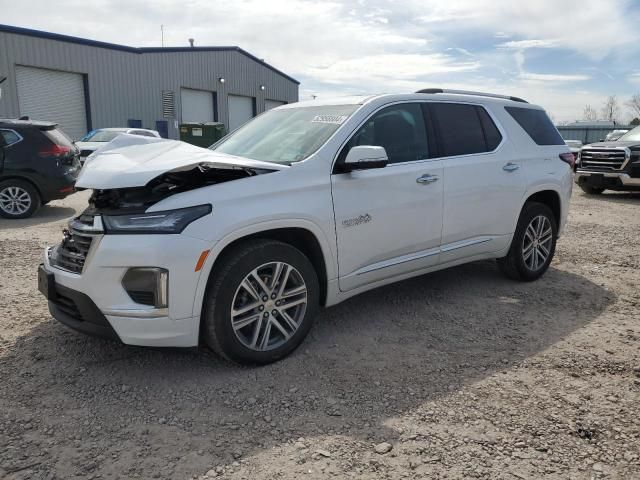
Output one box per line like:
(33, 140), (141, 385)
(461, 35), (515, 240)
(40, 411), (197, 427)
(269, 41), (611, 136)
(311, 115), (348, 124)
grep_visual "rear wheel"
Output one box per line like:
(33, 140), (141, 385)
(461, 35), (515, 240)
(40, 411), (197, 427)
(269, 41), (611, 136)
(0, 179), (41, 219)
(202, 239), (319, 365)
(497, 202), (557, 281)
(580, 184), (605, 195)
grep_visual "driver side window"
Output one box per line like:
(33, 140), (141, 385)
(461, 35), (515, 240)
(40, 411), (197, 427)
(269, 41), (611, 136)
(338, 103), (429, 166)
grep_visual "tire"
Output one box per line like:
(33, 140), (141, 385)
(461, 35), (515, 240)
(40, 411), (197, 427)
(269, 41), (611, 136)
(497, 202), (558, 282)
(0, 179), (41, 219)
(202, 239), (320, 365)
(580, 184), (605, 195)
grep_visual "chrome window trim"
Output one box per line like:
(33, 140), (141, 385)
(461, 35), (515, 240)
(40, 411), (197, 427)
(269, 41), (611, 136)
(331, 99), (508, 171)
(0, 128), (24, 147)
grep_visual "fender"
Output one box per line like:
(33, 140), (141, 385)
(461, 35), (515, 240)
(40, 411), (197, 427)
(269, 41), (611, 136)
(516, 170), (571, 235)
(189, 218), (338, 319)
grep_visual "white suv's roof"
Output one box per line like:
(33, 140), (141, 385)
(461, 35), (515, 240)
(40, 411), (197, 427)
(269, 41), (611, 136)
(280, 91), (543, 110)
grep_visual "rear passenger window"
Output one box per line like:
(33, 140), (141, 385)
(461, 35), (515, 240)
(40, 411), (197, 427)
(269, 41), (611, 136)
(430, 103), (501, 157)
(504, 106), (564, 145)
(1, 130), (21, 146)
(342, 103), (429, 164)
(477, 107), (502, 150)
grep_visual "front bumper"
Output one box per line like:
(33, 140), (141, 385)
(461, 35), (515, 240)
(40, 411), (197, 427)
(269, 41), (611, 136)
(575, 170), (640, 188)
(40, 266), (120, 341)
(41, 232), (213, 347)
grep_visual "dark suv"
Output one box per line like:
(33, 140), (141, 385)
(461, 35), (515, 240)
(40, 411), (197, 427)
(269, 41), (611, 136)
(0, 119), (81, 218)
(575, 125), (640, 194)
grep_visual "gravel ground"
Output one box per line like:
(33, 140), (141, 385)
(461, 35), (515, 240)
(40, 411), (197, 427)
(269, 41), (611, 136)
(0, 189), (639, 480)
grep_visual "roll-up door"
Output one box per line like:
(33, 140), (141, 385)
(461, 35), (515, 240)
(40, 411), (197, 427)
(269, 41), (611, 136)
(228, 94), (254, 131)
(16, 65), (88, 140)
(265, 99), (286, 111)
(180, 88), (214, 123)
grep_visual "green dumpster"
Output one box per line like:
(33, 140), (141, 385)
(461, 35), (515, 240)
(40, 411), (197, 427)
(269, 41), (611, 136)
(179, 122), (226, 148)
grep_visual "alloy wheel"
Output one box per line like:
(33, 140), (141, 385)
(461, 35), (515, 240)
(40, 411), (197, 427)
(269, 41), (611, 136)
(522, 215), (553, 271)
(0, 186), (32, 216)
(231, 262), (308, 351)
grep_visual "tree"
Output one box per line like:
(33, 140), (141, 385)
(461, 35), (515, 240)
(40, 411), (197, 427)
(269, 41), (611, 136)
(601, 95), (620, 123)
(626, 94), (640, 119)
(631, 117), (640, 126)
(583, 104), (598, 121)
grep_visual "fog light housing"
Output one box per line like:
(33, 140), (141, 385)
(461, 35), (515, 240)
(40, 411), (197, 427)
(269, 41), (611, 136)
(122, 267), (168, 308)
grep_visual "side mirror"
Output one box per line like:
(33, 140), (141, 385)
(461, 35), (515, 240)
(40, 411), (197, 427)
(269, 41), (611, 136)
(344, 145), (388, 171)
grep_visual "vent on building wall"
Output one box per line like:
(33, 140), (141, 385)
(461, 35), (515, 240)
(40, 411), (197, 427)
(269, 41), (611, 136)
(162, 90), (175, 118)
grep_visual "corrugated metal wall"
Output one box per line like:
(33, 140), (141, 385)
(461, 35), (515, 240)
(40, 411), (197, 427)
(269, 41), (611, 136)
(0, 30), (299, 139)
(557, 125), (634, 144)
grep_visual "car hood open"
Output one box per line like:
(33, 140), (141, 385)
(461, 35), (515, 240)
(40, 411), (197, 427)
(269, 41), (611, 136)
(75, 134), (288, 189)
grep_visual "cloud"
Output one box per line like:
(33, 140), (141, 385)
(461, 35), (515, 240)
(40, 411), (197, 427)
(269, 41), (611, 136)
(305, 53), (479, 86)
(1, 0), (639, 122)
(497, 39), (558, 50)
(412, 0), (640, 60)
(519, 73), (590, 83)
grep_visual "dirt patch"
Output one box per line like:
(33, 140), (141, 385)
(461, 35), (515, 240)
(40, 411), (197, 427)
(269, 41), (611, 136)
(0, 190), (639, 479)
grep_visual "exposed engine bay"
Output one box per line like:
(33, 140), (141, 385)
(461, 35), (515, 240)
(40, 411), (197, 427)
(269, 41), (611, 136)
(87, 163), (268, 214)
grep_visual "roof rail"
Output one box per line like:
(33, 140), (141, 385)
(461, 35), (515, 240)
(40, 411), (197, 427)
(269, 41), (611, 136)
(415, 88), (528, 103)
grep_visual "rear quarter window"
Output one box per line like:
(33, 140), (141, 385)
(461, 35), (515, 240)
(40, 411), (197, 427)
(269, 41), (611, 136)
(504, 106), (564, 146)
(1, 130), (21, 146)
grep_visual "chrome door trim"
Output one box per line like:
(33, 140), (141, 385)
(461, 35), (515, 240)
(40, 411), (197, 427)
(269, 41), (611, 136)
(440, 236), (493, 252)
(355, 246), (440, 276)
(354, 236), (494, 276)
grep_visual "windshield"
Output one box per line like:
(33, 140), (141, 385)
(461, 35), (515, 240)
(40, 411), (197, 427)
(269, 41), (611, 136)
(211, 105), (359, 164)
(80, 130), (123, 142)
(618, 126), (640, 141)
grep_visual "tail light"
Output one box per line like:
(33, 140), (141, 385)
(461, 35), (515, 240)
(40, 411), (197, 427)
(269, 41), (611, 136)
(559, 152), (575, 169)
(39, 144), (72, 158)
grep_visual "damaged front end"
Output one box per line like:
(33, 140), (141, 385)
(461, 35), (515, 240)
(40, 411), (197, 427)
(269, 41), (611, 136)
(87, 163), (259, 213)
(48, 135), (284, 272)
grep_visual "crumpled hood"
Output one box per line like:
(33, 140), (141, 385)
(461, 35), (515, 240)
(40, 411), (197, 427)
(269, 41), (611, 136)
(75, 134), (288, 189)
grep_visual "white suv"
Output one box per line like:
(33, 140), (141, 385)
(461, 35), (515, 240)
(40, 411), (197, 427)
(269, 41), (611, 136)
(38, 89), (574, 364)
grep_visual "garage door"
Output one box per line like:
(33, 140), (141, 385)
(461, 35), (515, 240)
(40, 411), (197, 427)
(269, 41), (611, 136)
(265, 99), (286, 111)
(228, 95), (254, 132)
(181, 88), (214, 123)
(15, 66), (87, 140)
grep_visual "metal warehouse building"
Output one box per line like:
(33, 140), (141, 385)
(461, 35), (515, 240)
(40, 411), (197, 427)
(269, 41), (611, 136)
(0, 24), (299, 140)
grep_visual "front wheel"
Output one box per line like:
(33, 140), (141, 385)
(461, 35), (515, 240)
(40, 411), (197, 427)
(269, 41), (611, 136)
(202, 239), (319, 365)
(497, 202), (558, 281)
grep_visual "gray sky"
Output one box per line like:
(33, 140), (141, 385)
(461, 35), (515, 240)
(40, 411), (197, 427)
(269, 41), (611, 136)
(3, 0), (640, 122)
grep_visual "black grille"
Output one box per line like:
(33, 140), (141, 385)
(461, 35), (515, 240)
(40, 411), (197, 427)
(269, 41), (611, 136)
(50, 215), (100, 274)
(127, 291), (156, 306)
(52, 231), (92, 274)
(51, 293), (83, 321)
(80, 149), (94, 157)
(580, 149), (627, 171)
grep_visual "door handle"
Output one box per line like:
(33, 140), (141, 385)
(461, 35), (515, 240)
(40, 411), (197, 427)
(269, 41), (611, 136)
(503, 162), (520, 172)
(416, 174), (439, 184)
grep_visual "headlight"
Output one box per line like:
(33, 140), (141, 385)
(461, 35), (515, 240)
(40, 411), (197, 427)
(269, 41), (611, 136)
(102, 204), (211, 234)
